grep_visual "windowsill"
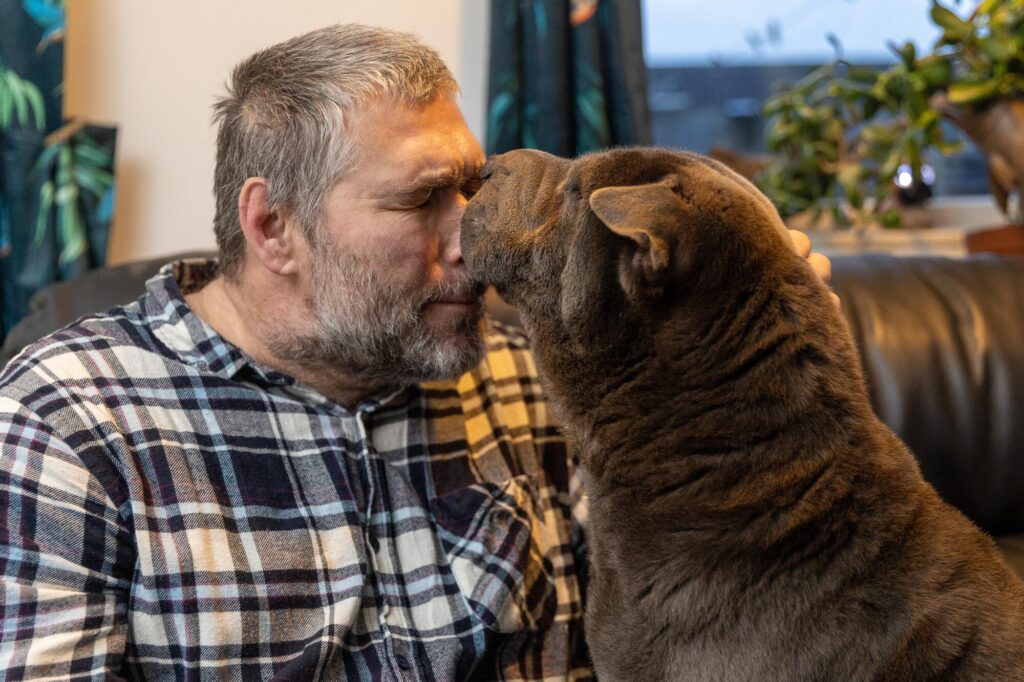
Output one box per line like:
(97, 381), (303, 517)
(914, 195), (1005, 231)
(792, 195), (1009, 258)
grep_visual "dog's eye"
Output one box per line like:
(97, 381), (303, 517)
(563, 179), (581, 197)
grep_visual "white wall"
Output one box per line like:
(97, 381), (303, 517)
(65, 1), (490, 264)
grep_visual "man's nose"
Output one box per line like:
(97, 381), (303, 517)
(440, 189), (470, 265)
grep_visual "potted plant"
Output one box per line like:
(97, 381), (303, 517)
(931, 0), (1024, 252)
(757, 0), (1024, 245)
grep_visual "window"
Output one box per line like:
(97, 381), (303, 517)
(643, 0), (987, 197)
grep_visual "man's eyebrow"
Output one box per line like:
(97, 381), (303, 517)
(378, 168), (476, 197)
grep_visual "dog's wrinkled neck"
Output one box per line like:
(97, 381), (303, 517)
(554, 258), (870, 502)
(526, 234), (761, 426)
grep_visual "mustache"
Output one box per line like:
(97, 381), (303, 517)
(422, 278), (486, 306)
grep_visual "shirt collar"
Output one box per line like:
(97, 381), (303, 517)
(139, 258), (248, 375)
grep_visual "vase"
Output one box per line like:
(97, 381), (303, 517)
(939, 98), (1024, 221)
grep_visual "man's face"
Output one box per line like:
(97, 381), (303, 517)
(281, 95), (487, 386)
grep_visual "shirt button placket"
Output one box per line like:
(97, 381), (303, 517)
(356, 409), (410, 679)
(391, 644), (417, 681)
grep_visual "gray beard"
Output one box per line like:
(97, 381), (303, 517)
(270, 247), (486, 387)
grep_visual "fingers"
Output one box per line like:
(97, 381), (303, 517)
(788, 229), (811, 258)
(807, 252), (832, 285)
(789, 228), (832, 283)
(787, 229), (838, 305)
(784, 228), (839, 306)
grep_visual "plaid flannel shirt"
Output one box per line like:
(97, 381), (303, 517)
(0, 260), (592, 681)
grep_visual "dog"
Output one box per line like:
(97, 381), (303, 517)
(460, 147), (1024, 681)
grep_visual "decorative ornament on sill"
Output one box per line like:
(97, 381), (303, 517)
(894, 163), (936, 207)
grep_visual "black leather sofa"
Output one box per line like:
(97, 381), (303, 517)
(2, 252), (1022, 577)
(830, 254), (1024, 578)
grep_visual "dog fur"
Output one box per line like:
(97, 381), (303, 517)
(460, 147), (1024, 681)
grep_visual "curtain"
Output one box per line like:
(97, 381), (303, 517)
(0, 0), (116, 338)
(486, 0), (651, 156)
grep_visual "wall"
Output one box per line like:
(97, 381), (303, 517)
(65, 1), (490, 264)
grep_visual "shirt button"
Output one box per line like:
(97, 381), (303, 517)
(394, 653), (411, 670)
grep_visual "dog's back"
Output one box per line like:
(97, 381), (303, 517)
(578, 196), (1024, 681)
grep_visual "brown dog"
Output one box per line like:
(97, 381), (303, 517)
(461, 148), (1024, 681)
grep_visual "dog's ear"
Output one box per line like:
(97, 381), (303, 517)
(589, 180), (683, 291)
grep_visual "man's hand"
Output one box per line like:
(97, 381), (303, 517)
(788, 229), (840, 307)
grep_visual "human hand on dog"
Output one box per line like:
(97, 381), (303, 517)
(788, 229), (840, 308)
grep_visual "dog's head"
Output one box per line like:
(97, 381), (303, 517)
(462, 148), (806, 351)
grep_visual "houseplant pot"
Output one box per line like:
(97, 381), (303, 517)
(941, 98), (1024, 255)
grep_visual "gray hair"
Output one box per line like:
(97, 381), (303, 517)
(212, 24), (458, 277)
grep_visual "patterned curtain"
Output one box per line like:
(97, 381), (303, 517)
(0, 0), (116, 338)
(486, 0), (650, 156)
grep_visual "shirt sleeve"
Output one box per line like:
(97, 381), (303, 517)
(0, 396), (134, 680)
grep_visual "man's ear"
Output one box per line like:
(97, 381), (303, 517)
(588, 180), (683, 290)
(238, 177), (300, 276)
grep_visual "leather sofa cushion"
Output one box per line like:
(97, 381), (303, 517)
(831, 254), (1024, 536)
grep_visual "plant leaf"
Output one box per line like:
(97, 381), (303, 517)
(0, 85), (11, 129)
(947, 78), (1004, 105)
(978, 35), (1016, 63)
(33, 180), (54, 248)
(23, 80), (45, 129)
(73, 138), (112, 166)
(930, 2), (970, 38)
(30, 142), (62, 180)
(881, 209), (902, 228)
(55, 183), (78, 206)
(5, 71), (28, 126)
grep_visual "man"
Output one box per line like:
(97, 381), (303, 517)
(0, 25), (830, 680)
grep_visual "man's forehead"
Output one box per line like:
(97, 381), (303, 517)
(341, 95), (484, 191)
(352, 94), (479, 149)
(404, 155), (479, 182)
